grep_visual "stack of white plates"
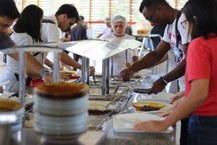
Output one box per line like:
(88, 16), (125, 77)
(33, 82), (89, 140)
(0, 99), (24, 133)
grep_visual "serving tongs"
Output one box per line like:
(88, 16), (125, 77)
(133, 88), (151, 94)
(111, 81), (123, 99)
(106, 87), (129, 108)
(96, 92), (134, 131)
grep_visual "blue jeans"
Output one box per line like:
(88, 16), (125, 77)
(188, 115), (217, 145)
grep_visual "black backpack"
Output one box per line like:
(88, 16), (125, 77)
(175, 11), (182, 47)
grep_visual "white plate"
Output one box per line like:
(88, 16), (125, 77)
(113, 113), (173, 133)
(0, 92), (14, 98)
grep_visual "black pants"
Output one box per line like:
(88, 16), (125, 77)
(180, 117), (189, 145)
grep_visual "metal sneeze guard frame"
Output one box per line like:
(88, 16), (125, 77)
(60, 40), (142, 96)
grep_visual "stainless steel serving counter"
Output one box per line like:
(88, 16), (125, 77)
(25, 128), (105, 145)
(101, 127), (175, 145)
(24, 126), (175, 145)
(21, 87), (177, 145)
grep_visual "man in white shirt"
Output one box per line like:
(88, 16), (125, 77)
(41, 4), (81, 70)
(120, 0), (191, 145)
(120, 0), (190, 94)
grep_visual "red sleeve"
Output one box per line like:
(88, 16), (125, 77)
(186, 38), (211, 82)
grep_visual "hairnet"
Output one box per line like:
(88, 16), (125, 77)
(111, 15), (127, 27)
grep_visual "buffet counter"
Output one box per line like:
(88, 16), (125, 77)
(23, 86), (176, 145)
(25, 127), (175, 145)
(25, 128), (105, 145)
(1, 74), (177, 145)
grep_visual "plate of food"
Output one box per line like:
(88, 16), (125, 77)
(29, 79), (44, 87)
(62, 71), (80, 79)
(113, 113), (173, 133)
(88, 100), (116, 115)
(131, 101), (172, 113)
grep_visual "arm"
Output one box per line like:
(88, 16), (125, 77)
(159, 12), (191, 83)
(132, 56), (139, 63)
(62, 34), (71, 42)
(165, 79), (208, 127)
(148, 44), (188, 94)
(145, 53), (168, 69)
(171, 90), (185, 104)
(134, 79), (209, 132)
(9, 52), (44, 77)
(44, 58), (53, 70)
(60, 51), (81, 70)
(120, 40), (170, 81)
(131, 40), (170, 72)
(8, 52), (52, 83)
(0, 33), (51, 81)
(162, 44), (188, 83)
(148, 15), (190, 94)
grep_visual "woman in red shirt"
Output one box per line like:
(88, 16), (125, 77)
(133, 0), (217, 144)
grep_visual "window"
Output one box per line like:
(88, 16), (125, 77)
(14, 0), (188, 37)
(14, 0), (49, 14)
(80, 0), (188, 37)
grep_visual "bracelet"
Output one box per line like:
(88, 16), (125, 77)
(160, 76), (168, 85)
(40, 68), (50, 77)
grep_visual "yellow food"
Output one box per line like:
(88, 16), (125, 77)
(132, 101), (165, 111)
(35, 82), (88, 98)
(0, 99), (22, 112)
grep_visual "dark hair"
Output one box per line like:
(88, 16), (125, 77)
(182, 0), (217, 39)
(55, 4), (79, 22)
(0, 0), (19, 19)
(13, 5), (43, 43)
(79, 16), (84, 21)
(139, 0), (170, 13)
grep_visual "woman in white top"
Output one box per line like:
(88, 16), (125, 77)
(0, 5), (51, 93)
(100, 15), (139, 76)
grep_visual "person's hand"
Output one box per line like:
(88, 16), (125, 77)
(160, 96), (185, 117)
(159, 104), (176, 118)
(42, 74), (52, 83)
(134, 120), (168, 132)
(148, 77), (167, 94)
(171, 91), (185, 104)
(41, 68), (52, 83)
(119, 68), (134, 81)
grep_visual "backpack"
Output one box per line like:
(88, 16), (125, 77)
(175, 11), (182, 48)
